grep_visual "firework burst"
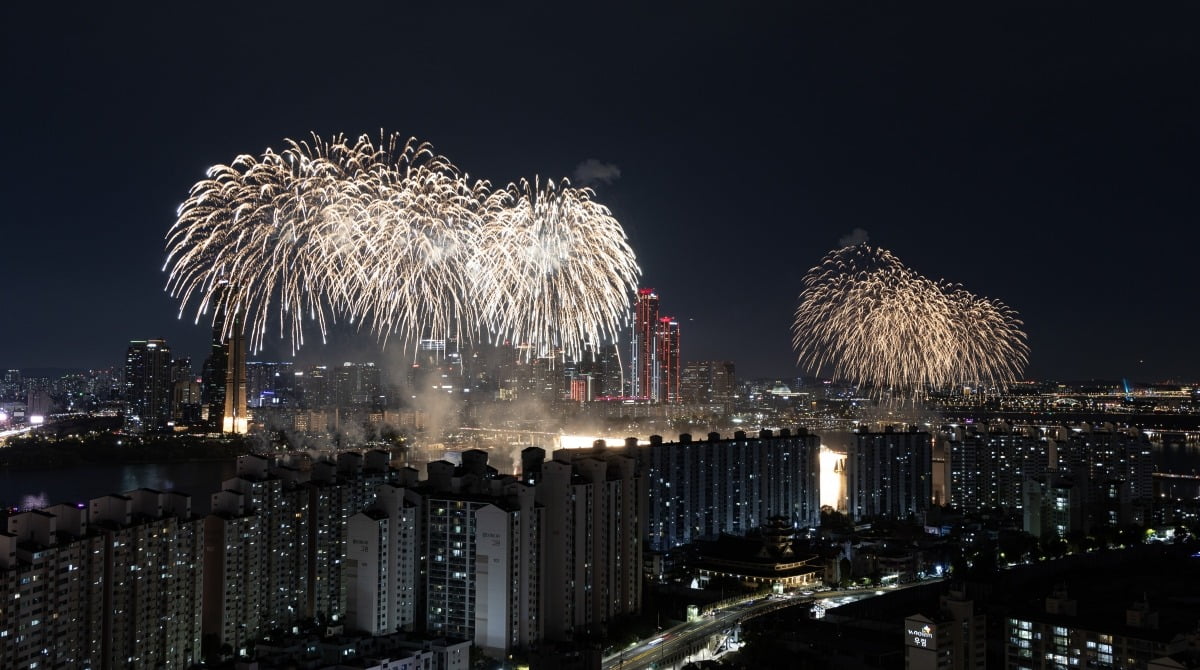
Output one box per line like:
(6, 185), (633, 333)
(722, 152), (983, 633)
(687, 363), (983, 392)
(474, 178), (641, 362)
(164, 132), (640, 357)
(791, 244), (1027, 397)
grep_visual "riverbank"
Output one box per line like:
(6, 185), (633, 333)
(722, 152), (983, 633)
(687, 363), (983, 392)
(0, 433), (252, 469)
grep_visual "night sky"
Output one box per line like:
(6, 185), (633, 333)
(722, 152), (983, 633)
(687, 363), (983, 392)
(3, 3), (1197, 382)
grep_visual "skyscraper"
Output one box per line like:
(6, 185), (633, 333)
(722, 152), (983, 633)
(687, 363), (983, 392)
(681, 361), (736, 407)
(124, 339), (173, 433)
(170, 356), (193, 384)
(630, 289), (684, 404)
(656, 316), (680, 404)
(247, 361), (296, 408)
(222, 316), (248, 433)
(335, 362), (383, 409)
(630, 288), (659, 400)
(202, 313), (228, 432)
(298, 364), (331, 409)
(599, 342), (624, 398)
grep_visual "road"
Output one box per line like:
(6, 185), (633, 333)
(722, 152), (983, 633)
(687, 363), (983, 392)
(602, 582), (939, 670)
(602, 594), (806, 670)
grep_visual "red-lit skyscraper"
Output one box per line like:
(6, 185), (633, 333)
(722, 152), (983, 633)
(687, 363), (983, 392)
(630, 288), (682, 403)
(656, 317), (680, 404)
(631, 288), (659, 399)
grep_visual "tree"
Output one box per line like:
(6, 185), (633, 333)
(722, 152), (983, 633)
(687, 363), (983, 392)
(1042, 534), (1068, 558)
(820, 506), (853, 532)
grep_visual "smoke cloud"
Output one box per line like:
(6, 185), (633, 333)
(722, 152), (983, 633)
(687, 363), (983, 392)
(573, 159), (622, 186)
(837, 228), (870, 247)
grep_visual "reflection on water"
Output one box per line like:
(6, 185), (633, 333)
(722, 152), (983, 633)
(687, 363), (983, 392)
(0, 460), (238, 514)
(1156, 443), (1200, 476)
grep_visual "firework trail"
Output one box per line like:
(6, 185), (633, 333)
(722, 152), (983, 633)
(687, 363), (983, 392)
(791, 244), (1027, 397)
(474, 178), (641, 362)
(164, 132), (640, 357)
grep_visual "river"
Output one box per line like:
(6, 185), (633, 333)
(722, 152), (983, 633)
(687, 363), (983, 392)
(0, 459), (238, 514)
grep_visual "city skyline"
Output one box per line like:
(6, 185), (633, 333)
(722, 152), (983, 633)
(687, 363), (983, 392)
(3, 4), (1199, 382)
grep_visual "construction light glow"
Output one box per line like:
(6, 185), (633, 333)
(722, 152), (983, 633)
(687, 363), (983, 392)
(819, 446), (845, 510)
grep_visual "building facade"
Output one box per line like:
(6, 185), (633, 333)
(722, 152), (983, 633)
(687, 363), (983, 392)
(346, 483), (421, 636)
(630, 288), (659, 400)
(1, 491), (203, 670)
(536, 447), (642, 640)
(655, 316), (681, 404)
(905, 590), (986, 670)
(639, 429), (822, 551)
(124, 339), (173, 432)
(846, 427), (932, 521)
(1005, 587), (1183, 670)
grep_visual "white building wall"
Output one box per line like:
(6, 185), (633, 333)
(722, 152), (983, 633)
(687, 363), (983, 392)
(474, 504), (512, 657)
(347, 512), (388, 635)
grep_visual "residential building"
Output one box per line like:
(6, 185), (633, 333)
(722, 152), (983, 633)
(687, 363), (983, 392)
(638, 429), (821, 551)
(905, 590), (986, 670)
(535, 446), (642, 639)
(845, 426), (932, 521)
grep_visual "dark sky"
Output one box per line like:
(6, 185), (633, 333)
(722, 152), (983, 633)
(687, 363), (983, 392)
(3, 2), (1197, 382)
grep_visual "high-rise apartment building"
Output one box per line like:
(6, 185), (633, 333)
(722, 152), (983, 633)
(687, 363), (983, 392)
(124, 338), (174, 432)
(1, 491), (203, 669)
(404, 451), (544, 657)
(1005, 586), (1179, 669)
(346, 482), (421, 636)
(90, 490), (205, 669)
(1058, 425), (1153, 526)
(203, 455), (310, 652)
(346, 509), (394, 636)
(944, 425), (1051, 513)
(229, 456), (308, 625)
(305, 461), (353, 620)
(845, 426), (932, 521)
(1023, 476), (1085, 538)
(204, 489), (264, 657)
(421, 484), (541, 657)
(473, 491), (542, 658)
(535, 446), (642, 639)
(934, 422), (1156, 532)
(637, 429), (822, 551)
